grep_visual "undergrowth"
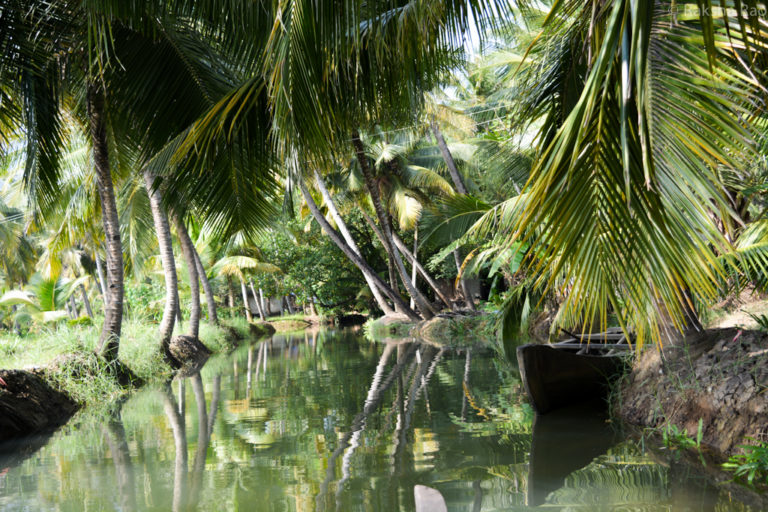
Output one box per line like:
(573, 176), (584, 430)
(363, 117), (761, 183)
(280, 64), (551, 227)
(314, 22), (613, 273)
(723, 439), (768, 488)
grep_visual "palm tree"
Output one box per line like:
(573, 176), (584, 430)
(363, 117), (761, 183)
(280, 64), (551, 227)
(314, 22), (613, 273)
(211, 236), (282, 323)
(143, 171), (179, 355)
(296, 173), (421, 320)
(464, 1), (768, 343)
(0, 2), (131, 360)
(172, 0), (513, 311)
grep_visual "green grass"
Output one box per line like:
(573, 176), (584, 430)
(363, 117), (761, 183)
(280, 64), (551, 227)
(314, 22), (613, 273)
(223, 316), (252, 339)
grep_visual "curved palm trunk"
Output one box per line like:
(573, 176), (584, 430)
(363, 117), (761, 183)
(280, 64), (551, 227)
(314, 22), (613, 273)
(80, 285), (93, 318)
(351, 133), (435, 319)
(194, 249), (218, 325)
(249, 280), (266, 321)
(144, 170), (179, 355)
(88, 85), (123, 362)
(173, 214), (201, 339)
(239, 277), (253, 322)
(431, 121), (468, 195)
(392, 232), (453, 308)
(454, 250), (476, 310)
(312, 169), (394, 315)
(430, 122), (476, 311)
(361, 210), (451, 309)
(299, 177), (419, 320)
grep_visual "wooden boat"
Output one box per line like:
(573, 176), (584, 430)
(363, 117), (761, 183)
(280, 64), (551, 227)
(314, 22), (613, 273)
(517, 331), (631, 414)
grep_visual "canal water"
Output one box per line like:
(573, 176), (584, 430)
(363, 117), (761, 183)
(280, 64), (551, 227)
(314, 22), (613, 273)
(0, 328), (757, 511)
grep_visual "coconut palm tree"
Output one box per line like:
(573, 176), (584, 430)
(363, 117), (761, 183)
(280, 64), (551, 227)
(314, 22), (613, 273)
(172, 0), (514, 318)
(462, 1), (768, 343)
(0, 2), (132, 360)
(212, 253), (281, 322)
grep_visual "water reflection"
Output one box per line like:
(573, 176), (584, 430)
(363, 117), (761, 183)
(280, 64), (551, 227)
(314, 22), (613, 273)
(102, 400), (137, 511)
(0, 328), (764, 511)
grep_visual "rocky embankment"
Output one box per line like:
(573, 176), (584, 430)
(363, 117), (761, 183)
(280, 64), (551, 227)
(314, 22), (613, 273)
(618, 327), (768, 456)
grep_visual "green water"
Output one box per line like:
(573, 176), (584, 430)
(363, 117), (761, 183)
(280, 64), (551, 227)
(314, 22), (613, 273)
(0, 328), (758, 511)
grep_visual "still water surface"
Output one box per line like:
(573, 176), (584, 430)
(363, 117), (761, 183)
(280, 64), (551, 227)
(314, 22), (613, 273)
(0, 328), (757, 511)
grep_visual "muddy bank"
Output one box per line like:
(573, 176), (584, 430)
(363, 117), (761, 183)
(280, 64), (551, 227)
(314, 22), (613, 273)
(618, 328), (768, 456)
(0, 369), (79, 442)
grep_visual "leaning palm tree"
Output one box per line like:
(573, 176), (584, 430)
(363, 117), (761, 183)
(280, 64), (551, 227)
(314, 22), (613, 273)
(172, 0), (514, 316)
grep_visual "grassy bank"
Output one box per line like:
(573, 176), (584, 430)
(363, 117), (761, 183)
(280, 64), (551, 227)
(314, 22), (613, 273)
(0, 317), (251, 406)
(264, 313), (331, 332)
(364, 312), (497, 349)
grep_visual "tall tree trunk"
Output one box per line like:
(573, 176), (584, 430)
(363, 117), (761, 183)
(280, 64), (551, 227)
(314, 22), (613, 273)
(259, 288), (268, 318)
(227, 277), (235, 308)
(298, 177), (419, 320)
(173, 215), (201, 339)
(387, 258), (401, 308)
(410, 226), (418, 310)
(193, 249), (218, 325)
(361, 211), (451, 310)
(351, 133), (435, 319)
(391, 232), (452, 309)
(313, 170), (394, 315)
(431, 121), (468, 195)
(143, 170), (178, 355)
(95, 253), (108, 309)
(80, 285), (93, 318)
(69, 294), (79, 319)
(430, 122), (476, 311)
(249, 280), (265, 321)
(88, 85), (123, 362)
(285, 296), (295, 314)
(240, 278), (253, 322)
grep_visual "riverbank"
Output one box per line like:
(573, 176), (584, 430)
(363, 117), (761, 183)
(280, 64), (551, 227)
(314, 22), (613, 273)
(617, 328), (768, 457)
(364, 312), (496, 348)
(0, 317), (263, 442)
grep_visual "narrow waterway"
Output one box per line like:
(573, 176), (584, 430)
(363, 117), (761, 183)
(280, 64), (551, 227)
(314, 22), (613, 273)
(0, 328), (756, 510)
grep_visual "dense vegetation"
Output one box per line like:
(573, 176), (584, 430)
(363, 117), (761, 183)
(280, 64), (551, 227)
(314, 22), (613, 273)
(3, 0), (768, 366)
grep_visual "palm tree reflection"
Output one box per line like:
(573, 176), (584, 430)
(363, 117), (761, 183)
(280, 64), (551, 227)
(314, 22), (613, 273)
(162, 369), (221, 512)
(101, 400), (137, 511)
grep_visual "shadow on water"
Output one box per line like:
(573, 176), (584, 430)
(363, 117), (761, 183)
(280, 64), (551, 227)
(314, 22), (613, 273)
(527, 399), (620, 506)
